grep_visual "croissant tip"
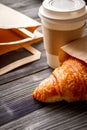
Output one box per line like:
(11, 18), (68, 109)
(32, 91), (36, 99)
(32, 89), (41, 101)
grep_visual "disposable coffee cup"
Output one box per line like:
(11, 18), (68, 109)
(39, 0), (87, 68)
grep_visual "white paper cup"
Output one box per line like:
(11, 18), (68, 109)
(39, 0), (87, 68)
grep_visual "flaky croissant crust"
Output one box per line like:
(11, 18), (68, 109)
(32, 58), (87, 102)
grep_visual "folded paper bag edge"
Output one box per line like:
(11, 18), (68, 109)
(60, 35), (87, 63)
(0, 3), (41, 29)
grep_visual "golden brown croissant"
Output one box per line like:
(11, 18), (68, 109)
(32, 58), (87, 102)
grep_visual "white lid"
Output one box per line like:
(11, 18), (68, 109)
(39, 0), (87, 21)
(43, 0), (85, 12)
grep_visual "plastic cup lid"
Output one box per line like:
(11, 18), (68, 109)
(43, 0), (85, 12)
(39, 0), (87, 21)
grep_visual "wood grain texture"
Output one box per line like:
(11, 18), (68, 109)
(0, 0), (87, 130)
(0, 69), (52, 126)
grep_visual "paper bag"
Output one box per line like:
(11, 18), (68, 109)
(0, 4), (43, 75)
(0, 3), (42, 45)
(0, 3), (41, 29)
(59, 36), (87, 64)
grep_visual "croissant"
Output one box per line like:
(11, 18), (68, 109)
(32, 58), (87, 102)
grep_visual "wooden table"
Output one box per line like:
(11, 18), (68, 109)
(0, 0), (87, 130)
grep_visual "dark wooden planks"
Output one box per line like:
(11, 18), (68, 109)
(0, 69), (52, 126)
(1, 101), (87, 130)
(0, 68), (87, 129)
